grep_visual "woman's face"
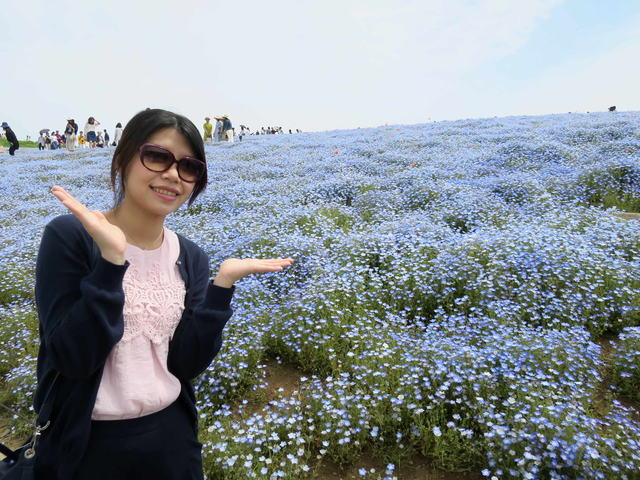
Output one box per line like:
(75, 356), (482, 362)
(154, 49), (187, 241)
(122, 128), (197, 217)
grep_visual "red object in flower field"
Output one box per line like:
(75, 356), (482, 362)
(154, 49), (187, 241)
(397, 129), (400, 131)
(410, 163), (415, 167)
(334, 151), (338, 154)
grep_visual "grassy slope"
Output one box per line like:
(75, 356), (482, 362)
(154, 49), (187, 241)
(0, 138), (38, 148)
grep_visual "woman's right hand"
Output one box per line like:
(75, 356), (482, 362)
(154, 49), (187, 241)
(51, 186), (127, 265)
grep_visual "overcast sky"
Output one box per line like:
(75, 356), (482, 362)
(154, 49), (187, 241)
(2, 0), (639, 138)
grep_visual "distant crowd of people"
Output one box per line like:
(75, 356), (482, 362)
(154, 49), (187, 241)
(2, 113), (302, 157)
(203, 115), (302, 143)
(203, 115), (235, 143)
(34, 117), (124, 152)
(0, 116), (124, 156)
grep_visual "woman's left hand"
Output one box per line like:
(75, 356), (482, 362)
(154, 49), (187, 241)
(213, 258), (294, 288)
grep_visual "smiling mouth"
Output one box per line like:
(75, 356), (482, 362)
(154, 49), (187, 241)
(151, 187), (179, 196)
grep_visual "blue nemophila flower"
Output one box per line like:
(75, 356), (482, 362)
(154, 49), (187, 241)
(2, 112), (640, 479)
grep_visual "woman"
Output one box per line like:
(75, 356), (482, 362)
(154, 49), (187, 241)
(113, 122), (123, 146)
(214, 116), (223, 142)
(1, 122), (19, 156)
(33, 108), (293, 479)
(203, 117), (213, 143)
(84, 117), (101, 148)
(65, 119), (77, 152)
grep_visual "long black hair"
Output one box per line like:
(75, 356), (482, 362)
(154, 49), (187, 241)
(110, 109), (207, 208)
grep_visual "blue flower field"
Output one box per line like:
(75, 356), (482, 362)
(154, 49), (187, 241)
(1, 111), (639, 479)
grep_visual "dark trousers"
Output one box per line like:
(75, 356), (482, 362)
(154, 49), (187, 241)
(73, 399), (204, 480)
(9, 144), (18, 155)
(39, 145), (45, 151)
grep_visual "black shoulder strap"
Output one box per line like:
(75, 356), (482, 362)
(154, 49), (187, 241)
(36, 372), (60, 425)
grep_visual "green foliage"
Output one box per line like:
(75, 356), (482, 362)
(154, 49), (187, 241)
(0, 139), (37, 148)
(580, 164), (640, 213)
(611, 329), (640, 403)
(0, 269), (35, 306)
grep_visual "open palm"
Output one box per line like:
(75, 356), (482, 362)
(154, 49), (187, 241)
(214, 258), (295, 288)
(51, 186), (126, 263)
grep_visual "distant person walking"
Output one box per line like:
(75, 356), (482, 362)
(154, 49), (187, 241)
(239, 126), (250, 141)
(104, 129), (110, 147)
(38, 133), (46, 151)
(214, 116), (223, 142)
(2, 122), (19, 155)
(65, 118), (77, 152)
(84, 117), (101, 148)
(113, 123), (123, 146)
(78, 132), (87, 148)
(222, 114), (233, 143)
(203, 117), (213, 143)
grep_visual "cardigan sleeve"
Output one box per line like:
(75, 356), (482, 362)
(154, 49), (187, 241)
(35, 217), (129, 379)
(167, 249), (234, 380)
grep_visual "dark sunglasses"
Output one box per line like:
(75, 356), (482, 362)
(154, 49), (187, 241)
(139, 144), (206, 183)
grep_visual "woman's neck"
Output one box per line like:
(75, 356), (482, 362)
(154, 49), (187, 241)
(106, 201), (166, 250)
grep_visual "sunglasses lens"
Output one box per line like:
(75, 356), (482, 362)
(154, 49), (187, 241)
(179, 159), (205, 182)
(141, 146), (173, 171)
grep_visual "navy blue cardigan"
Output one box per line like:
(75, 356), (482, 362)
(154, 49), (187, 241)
(33, 214), (234, 478)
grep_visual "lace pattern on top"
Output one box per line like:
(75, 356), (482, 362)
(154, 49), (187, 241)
(121, 261), (186, 344)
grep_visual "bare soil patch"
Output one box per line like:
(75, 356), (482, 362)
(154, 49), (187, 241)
(243, 358), (484, 479)
(596, 337), (640, 422)
(315, 449), (483, 480)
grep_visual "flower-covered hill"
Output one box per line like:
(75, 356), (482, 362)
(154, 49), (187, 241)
(1, 111), (639, 479)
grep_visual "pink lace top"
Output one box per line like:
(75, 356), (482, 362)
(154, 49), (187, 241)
(92, 227), (185, 420)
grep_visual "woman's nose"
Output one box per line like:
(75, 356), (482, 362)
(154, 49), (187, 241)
(162, 163), (181, 181)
